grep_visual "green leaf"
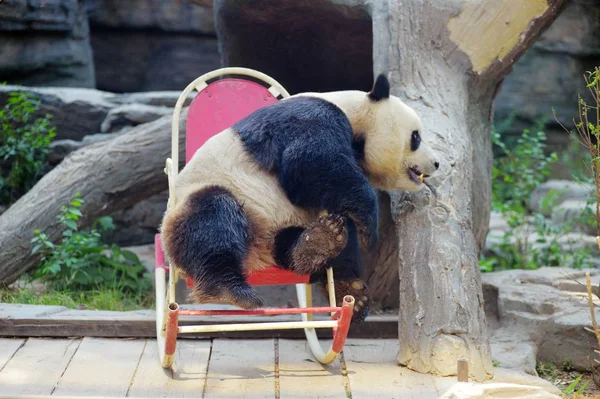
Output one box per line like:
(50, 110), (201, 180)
(576, 379), (590, 394)
(64, 220), (77, 230)
(562, 374), (583, 394)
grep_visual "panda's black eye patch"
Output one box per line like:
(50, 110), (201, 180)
(411, 130), (421, 151)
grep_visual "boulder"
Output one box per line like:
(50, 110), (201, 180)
(100, 104), (173, 133)
(490, 327), (538, 375)
(529, 180), (591, 216)
(557, 233), (600, 256)
(0, 0), (95, 88)
(1, 0), (220, 91)
(0, 85), (115, 140)
(482, 268), (600, 371)
(551, 199), (597, 236)
(102, 191), (169, 247)
(489, 211), (510, 231)
(0, 85), (194, 141)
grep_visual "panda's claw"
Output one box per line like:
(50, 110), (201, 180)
(323, 278), (370, 323)
(290, 214), (348, 275)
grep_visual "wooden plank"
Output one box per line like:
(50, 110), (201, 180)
(0, 304), (68, 318)
(342, 339), (438, 399)
(0, 301), (397, 339)
(278, 339), (347, 398)
(203, 339), (275, 398)
(0, 338), (79, 396)
(127, 339), (211, 397)
(52, 337), (145, 397)
(0, 338), (25, 371)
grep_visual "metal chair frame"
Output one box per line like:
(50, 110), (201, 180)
(155, 67), (354, 369)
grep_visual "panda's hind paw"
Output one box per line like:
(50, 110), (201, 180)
(291, 214), (348, 275)
(324, 279), (370, 323)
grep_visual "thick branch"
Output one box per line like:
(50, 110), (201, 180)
(0, 111), (187, 285)
(447, 0), (571, 81)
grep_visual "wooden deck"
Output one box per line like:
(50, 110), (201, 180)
(0, 337), (455, 398)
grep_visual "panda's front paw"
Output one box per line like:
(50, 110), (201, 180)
(291, 214), (348, 275)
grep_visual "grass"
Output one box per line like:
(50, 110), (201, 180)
(537, 361), (598, 397)
(0, 286), (154, 311)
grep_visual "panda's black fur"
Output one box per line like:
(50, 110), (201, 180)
(234, 96), (379, 248)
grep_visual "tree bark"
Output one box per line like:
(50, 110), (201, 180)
(0, 111), (187, 285)
(369, 0), (570, 380)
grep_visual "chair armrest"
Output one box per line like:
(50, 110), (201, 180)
(165, 158), (176, 210)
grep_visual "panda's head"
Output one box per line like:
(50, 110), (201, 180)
(358, 74), (439, 192)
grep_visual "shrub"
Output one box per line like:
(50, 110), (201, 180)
(555, 66), (600, 238)
(481, 121), (593, 272)
(0, 92), (55, 206)
(29, 193), (151, 294)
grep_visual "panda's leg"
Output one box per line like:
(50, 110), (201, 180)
(309, 219), (370, 322)
(279, 144), (379, 250)
(273, 214), (349, 275)
(160, 185), (263, 309)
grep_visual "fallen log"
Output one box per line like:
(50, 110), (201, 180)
(0, 110), (187, 285)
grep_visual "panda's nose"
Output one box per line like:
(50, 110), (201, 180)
(434, 161), (440, 170)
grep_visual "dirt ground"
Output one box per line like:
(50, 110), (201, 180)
(537, 361), (600, 397)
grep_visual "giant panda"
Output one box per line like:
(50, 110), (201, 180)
(160, 74), (439, 321)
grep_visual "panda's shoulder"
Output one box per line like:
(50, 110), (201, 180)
(237, 95), (347, 125)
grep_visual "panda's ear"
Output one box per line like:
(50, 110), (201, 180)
(368, 74), (390, 102)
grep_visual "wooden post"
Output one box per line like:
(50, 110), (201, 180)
(457, 358), (469, 382)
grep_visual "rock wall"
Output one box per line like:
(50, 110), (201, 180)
(0, 0), (96, 88)
(87, 0), (220, 92)
(0, 0), (220, 91)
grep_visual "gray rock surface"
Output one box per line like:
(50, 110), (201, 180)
(489, 211), (510, 231)
(490, 327), (538, 375)
(87, 0), (219, 92)
(482, 267), (600, 372)
(0, 0), (95, 87)
(551, 199), (597, 236)
(557, 233), (600, 255)
(529, 180), (591, 216)
(0, 0), (219, 91)
(103, 191), (169, 247)
(0, 0), (78, 31)
(0, 85), (194, 141)
(90, 32), (220, 93)
(87, 0), (215, 34)
(100, 104), (172, 133)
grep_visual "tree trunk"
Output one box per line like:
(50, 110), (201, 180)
(0, 111), (187, 284)
(370, 0), (570, 380)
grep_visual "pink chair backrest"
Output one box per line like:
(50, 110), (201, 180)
(185, 78), (280, 162)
